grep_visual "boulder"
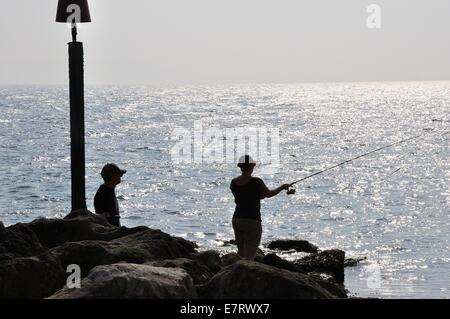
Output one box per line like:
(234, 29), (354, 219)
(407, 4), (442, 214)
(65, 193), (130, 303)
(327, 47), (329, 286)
(221, 252), (243, 266)
(49, 229), (197, 276)
(49, 263), (197, 299)
(191, 250), (223, 274)
(266, 239), (319, 253)
(27, 210), (149, 248)
(0, 253), (66, 298)
(221, 239), (236, 246)
(344, 257), (367, 267)
(149, 258), (214, 285)
(198, 260), (344, 299)
(221, 250), (267, 265)
(64, 209), (114, 226)
(221, 240), (265, 259)
(295, 249), (345, 283)
(0, 224), (45, 261)
(261, 253), (303, 273)
(260, 253), (347, 297)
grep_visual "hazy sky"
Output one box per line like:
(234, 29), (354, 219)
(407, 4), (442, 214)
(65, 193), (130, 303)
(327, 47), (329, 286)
(1, 0), (449, 85)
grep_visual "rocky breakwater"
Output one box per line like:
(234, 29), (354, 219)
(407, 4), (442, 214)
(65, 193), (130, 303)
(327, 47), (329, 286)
(1, 210), (352, 299)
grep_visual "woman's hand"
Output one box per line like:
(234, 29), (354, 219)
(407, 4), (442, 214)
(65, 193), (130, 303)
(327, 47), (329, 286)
(260, 183), (292, 199)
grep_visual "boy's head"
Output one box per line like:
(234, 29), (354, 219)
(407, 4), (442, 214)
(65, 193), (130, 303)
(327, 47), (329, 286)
(101, 163), (126, 185)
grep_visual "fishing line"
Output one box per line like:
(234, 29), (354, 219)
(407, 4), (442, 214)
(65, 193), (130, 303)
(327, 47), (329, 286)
(287, 129), (450, 191)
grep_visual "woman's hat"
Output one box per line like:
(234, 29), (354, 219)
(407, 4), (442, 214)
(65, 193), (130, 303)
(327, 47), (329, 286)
(237, 155), (256, 168)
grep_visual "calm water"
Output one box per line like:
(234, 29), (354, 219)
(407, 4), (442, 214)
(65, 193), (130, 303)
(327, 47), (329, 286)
(1, 82), (449, 298)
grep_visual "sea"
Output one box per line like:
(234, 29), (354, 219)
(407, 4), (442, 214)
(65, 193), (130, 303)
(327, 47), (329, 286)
(1, 82), (449, 298)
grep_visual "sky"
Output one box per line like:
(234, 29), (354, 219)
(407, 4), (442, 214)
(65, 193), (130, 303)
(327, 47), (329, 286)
(0, 0), (449, 85)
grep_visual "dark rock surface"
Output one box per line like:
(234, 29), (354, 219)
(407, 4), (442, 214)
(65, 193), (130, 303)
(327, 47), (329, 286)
(266, 239), (319, 253)
(0, 253), (65, 298)
(295, 249), (346, 284)
(0, 211), (350, 299)
(261, 253), (304, 273)
(191, 250), (223, 274)
(221, 252), (243, 266)
(344, 257), (367, 267)
(149, 258), (215, 285)
(27, 210), (149, 248)
(0, 224), (45, 261)
(49, 263), (197, 299)
(198, 260), (345, 299)
(49, 228), (197, 276)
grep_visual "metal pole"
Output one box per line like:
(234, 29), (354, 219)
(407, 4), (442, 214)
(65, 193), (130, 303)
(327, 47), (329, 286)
(68, 23), (87, 211)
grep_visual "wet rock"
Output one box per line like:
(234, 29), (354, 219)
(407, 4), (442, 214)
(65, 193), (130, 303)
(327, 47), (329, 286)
(49, 229), (197, 276)
(198, 260), (344, 299)
(0, 224), (45, 261)
(27, 210), (149, 248)
(221, 239), (236, 246)
(149, 258), (214, 285)
(0, 253), (66, 298)
(344, 257), (367, 267)
(191, 250), (223, 274)
(266, 239), (319, 253)
(49, 263), (197, 299)
(295, 249), (345, 284)
(306, 273), (348, 298)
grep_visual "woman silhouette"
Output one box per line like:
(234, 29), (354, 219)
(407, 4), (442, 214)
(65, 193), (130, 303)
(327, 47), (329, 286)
(230, 155), (291, 260)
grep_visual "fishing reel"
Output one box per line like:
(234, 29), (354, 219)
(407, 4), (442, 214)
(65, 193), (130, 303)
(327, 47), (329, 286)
(286, 187), (296, 195)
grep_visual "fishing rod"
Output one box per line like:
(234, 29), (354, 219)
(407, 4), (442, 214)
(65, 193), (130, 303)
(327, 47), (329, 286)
(287, 132), (429, 193)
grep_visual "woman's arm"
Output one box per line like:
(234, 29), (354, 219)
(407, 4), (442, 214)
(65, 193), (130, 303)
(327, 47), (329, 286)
(259, 182), (290, 199)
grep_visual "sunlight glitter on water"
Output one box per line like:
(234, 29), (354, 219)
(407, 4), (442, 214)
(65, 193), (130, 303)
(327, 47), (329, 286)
(1, 82), (449, 298)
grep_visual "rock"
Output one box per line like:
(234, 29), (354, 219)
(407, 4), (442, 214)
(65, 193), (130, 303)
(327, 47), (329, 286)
(0, 224), (45, 261)
(27, 210), (149, 248)
(149, 258), (214, 285)
(295, 249), (345, 284)
(64, 209), (114, 226)
(0, 221), (4, 231)
(49, 263), (197, 299)
(344, 257), (367, 267)
(221, 239), (236, 246)
(191, 250), (223, 274)
(261, 253), (303, 273)
(266, 239), (319, 253)
(198, 260), (344, 299)
(221, 252), (243, 266)
(260, 253), (347, 297)
(49, 229), (197, 276)
(221, 240), (265, 259)
(114, 229), (197, 258)
(254, 247), (266, 261)
(306, 273), (348, 298)
(0, 253), (66, 298)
